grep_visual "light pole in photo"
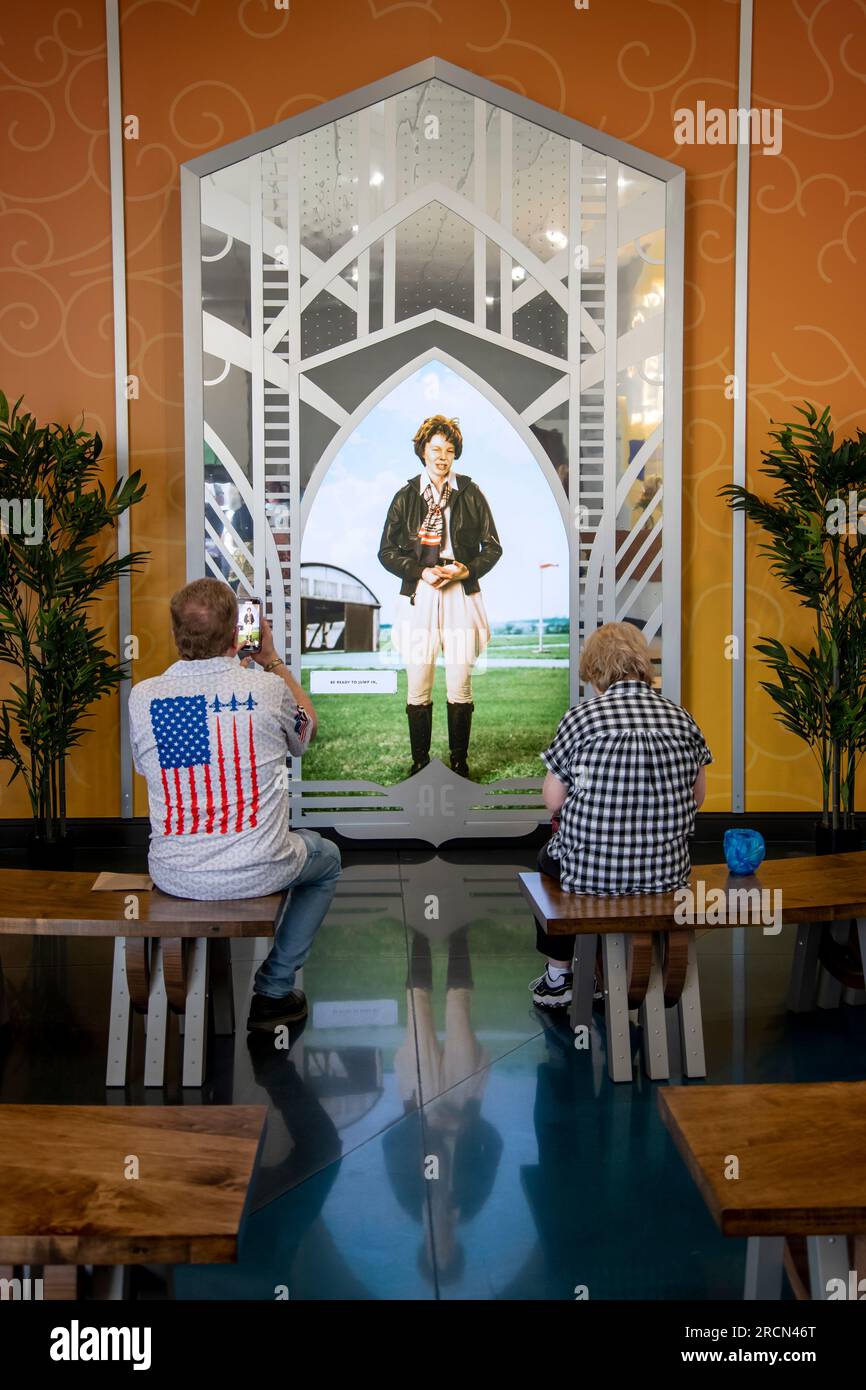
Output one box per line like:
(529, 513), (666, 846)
(537, 562), (559, 653)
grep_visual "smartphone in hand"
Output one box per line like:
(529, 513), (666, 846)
(237, 597), (263, 654)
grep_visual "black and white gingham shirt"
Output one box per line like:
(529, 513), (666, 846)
(541, 680), (713, 895)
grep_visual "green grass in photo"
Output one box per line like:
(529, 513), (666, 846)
(300, 665), (569, 785)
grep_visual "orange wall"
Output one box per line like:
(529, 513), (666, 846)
(745, 0), (865, 810)
(0, 0), (862, 818)
(0, 3), (119, 815)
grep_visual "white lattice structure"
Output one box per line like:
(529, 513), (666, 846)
(182, 59), (683, 843)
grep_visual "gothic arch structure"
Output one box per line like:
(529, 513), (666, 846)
(182, 57), (684, 841)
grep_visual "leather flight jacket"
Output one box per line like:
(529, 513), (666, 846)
(378, 473), (503, 597)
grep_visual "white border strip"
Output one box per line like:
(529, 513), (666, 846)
(499, 111), (513, 338)
(568, 141), (582, 705)
(182, 165), (205, 584)
(473, 98), (487, 328)
(357, 107), (371, 339)
(662, 171), (685, 703)
(249, 155), (267, 601)
(732, 0), (753, 812)
(602, 156), (618, 624)
(383, 97), (396, 331)
(105, 0), (132, 817)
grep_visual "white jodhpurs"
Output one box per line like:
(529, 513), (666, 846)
(392, 577), (491, 705)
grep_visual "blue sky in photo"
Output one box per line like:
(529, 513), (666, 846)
(300, 360), (570, 627)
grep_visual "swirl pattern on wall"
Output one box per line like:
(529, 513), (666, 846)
(0, 0), (862, 816)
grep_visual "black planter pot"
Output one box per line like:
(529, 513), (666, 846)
(25, 831), (76, 870)
(814, 823), (862, 856)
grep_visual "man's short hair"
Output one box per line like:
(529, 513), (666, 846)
(579, 622), (654, 693)
(170, 578), (238, 660)
(412, 414), (463, 462)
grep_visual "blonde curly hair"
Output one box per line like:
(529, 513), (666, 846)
(579, 622), (654, 693)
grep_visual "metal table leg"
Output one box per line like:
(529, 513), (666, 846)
(106, 938), (133, 1088)
(182, 938), (210, 1088)
(816, 922), (846, 1008)
(210, 938), (235, 1036)
(731, 925), (746, 1082)
(665, 1004), (683, 1076)
(677, 930), (706, 1078)
(744, 1236), (785, 1299)
(92, 1265), (131, 1300)
(143, 941), (169, 1088)
(639, 934), (670, 1080)
(787, 921), (820, 1012)
(807, 1234), (850, 1299)
(601, 933), (632, 1083)
(569, 932), (597, 1035)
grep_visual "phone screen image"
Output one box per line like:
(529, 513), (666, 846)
(237, 599), (262, 653)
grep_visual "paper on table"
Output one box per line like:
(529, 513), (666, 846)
(91, 872), (154, 892)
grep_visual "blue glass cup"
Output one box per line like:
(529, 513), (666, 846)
(723, 828), (766, 876)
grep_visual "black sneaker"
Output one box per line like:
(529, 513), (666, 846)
(247, 990), (308, 1032)
(529, 971), (573, 1009)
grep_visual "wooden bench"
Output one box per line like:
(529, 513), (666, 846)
(0, 870), (288, 1088)
(519, 849), (866, 1083)
(659, 1082), (866, 1300)
(0, 1104), (265, 1299)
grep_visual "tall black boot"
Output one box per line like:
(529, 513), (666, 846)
(447, 701), (474, 777)
(406, 702), (433, 776)
(407, 931), (434, 990)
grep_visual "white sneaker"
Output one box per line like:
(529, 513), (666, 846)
(529, 971), (573, 1008)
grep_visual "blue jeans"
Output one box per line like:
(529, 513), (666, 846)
(254, 830), (342, 998)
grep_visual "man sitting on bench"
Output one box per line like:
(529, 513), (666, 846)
(129, 578), (341, 1032)
(530, 622), (711, 1010)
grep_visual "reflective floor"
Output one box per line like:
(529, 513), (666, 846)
(1, 839), (865, 1300)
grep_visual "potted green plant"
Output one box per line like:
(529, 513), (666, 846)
(0, 391), (147, 863)
(721, 403), (866, 989)
(721, 402), (866, 850)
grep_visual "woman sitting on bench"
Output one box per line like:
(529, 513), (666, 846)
(530, 622), (712, 1009)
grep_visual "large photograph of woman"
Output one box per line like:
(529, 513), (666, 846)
(377, 415), (502, 778)
(298, 360), (569, 789)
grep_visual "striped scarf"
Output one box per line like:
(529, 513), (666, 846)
(416, 480), (451, 556)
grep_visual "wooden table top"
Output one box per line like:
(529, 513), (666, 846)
(0, 869), (286, 936)
(0, 1105), (267, 1264)
(659, 1082), (866, 1236)
(520, 849), (866, 933)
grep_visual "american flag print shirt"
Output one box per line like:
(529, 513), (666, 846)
(541, 680), (713, 895)
(129, 656), (312, 900)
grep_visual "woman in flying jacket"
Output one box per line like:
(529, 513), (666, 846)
(378, 414), (503, 779)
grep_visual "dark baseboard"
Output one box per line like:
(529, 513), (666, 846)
(0, 810), (853, 856)
(693, 812), (834, 844)
(0, 817), (153, 852)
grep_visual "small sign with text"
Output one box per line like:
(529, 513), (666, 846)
(310, 671), (398, 695)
